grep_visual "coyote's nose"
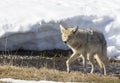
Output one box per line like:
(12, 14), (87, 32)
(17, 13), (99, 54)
(63, 41), (67, 44)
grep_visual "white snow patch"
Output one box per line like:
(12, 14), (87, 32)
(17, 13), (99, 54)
(0, 0), (120, 59)
(0, 78), (82, 83)
(107, 46), (120, 56)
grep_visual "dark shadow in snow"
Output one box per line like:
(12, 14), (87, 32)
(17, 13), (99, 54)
(0, 15), (114, 51)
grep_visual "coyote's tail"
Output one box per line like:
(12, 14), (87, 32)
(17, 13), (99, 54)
(94, 39), (108, 75)
(102, 39), (109, 66)
(98, 33), (109, 66)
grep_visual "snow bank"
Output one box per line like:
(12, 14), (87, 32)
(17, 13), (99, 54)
(0, 0), (120, 59)
(0, 22), (68, 50)
(0, 78), (82, 83)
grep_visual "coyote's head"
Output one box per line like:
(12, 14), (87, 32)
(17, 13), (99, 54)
(59, 25), (78, 44)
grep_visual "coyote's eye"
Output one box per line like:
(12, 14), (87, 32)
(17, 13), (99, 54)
(62, 35), (67, 38)
(68, 34), (73, 38)
(64, 35), (68, 38)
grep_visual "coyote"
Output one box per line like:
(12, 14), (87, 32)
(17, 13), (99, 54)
(59, 25), (108, 75)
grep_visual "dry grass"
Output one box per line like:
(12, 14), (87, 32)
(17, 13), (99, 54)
(0, 65), (120, 83)
(0, 50), (120, 83)
(0, 82), (9, 83)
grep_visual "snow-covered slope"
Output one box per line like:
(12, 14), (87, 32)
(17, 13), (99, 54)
(0, 0), (120, 59)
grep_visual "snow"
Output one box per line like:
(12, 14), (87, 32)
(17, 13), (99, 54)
(0, 0), (120, 82)
(0, 78), (82, 83)
(0, 0), (120, 59)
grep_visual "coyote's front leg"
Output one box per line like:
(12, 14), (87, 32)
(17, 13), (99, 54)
(66, 52), (80, 73)
(81, 52), (87, 73)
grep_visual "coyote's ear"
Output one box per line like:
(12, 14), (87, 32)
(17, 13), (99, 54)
(59, 24), (67, 32)
(72, 26), (78, 33)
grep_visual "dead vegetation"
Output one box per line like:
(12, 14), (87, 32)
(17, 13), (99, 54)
(0, 50), (120, 83)
(0, 65), (120, 83)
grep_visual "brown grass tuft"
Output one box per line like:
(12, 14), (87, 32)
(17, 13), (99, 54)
(0, 65), (120, 83)
(0, 50), (120, 83)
